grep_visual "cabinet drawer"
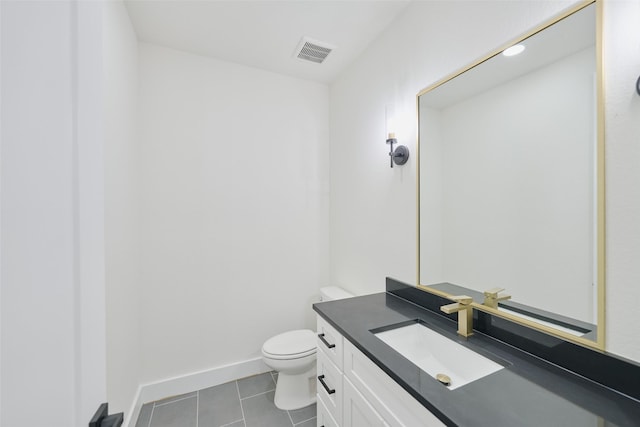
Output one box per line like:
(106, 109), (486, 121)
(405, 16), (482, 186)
(344, 340), (446, 427)
(317, 394), (339, 427)
(343, 376), (388, 427)
(317, 345), (343, 424)
(317, 315), (344, 370)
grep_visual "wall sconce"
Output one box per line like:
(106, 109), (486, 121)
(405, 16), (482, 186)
(385, 105), (409, 168)
(386, 133), (409, 168)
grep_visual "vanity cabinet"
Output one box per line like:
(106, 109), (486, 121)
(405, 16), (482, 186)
(316, 315), (446, 427)
(317, 315), (344, 424)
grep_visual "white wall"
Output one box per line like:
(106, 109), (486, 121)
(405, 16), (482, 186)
(1, 1), (106, 425)
(421, 48), (595, 322)
(330, 0), (640, 361)
(104, 0), (141, 415)
(137, 44), (330, 383)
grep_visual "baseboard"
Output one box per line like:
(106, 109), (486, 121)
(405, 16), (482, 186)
(124, 357), (271, 427)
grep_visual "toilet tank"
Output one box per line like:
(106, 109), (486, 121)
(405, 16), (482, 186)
(319, 286), (354, 302)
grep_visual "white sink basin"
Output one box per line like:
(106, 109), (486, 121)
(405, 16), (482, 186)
(374, 322), (504, 390)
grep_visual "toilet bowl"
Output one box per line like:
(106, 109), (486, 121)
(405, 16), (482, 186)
(261, 329), (317, 410)
(262, 286), (354, 410)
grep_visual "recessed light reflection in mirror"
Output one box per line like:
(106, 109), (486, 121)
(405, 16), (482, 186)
(502, 44), (525, 57)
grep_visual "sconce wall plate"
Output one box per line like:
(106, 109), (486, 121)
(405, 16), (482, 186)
(392, 145), (410, 166)
(636, 75), (640, 96)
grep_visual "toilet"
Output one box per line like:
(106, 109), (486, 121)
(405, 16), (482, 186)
(261, 286), (354, 410)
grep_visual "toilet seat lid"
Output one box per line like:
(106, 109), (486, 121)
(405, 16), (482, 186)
(262, 329), (316, 358)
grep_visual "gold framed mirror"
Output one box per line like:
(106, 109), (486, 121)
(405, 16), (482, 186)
(416, 0), (605, 350)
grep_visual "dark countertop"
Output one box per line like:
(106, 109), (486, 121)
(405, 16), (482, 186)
(313, 291), (640, 427)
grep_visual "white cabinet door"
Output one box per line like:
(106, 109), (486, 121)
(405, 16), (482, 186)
(343, 377), (389, 427)
(318, 395), (340, 427)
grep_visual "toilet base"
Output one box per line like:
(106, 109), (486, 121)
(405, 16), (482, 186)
(273, 365), (317, 410)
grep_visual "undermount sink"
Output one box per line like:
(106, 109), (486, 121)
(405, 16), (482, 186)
(374, 321), (504, 390)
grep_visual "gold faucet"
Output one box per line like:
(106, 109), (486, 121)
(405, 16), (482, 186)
(440, 295), (474, 337)
(482, 287), (511, 309)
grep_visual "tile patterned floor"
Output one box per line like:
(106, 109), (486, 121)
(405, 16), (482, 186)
(135, 372), (316, 427)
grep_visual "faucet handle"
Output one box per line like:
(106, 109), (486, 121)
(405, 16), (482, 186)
(484, 287), (505, 298)
(482, 287), (511, 308)
(450, 295), (473, 305)
(440, 295), (473, 314)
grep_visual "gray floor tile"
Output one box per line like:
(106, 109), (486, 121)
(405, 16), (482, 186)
(149, 396), (197, 427)
(237, 372), (276, 399)
(135, 403), (153, 427)
(288, 403), (316, 424)
(294, 418), (316, 427)
(222, 421), (245, 427)
(271, 371), (278, 384)
(242, 390), (293, 427)
(154, 391), (197, 406)
(198, 382), (243, 427)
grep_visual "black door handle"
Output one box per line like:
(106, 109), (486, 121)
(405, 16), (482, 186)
(318, 374), (335, 395)
(318, 333), (336, 349)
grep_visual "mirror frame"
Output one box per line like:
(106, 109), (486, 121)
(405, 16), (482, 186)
(416, 0), (605, 351)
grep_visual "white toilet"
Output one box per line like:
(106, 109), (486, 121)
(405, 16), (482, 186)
(261, 286), (354, 410)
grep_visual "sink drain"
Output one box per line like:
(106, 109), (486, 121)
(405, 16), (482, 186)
(436, 373), (451, 386)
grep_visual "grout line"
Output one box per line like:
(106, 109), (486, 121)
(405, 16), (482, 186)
(220, 420), (244, 427)
(293, 416), (317, 426)
(147, 403), (155, 427)
(196, 390), (199, 427)
(235, 381), (247, 427)
(239, 388), (276, 401)
(286, 408), (295, 426)
(153, 394), (197, 408)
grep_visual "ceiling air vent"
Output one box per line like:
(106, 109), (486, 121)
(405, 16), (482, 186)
(294, 37), (334, 64)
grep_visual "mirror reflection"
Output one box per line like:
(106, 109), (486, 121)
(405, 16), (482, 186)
(418, 3), (601, 343)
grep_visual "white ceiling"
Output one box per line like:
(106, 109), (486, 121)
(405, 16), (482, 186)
(124, 0), (412, 84)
